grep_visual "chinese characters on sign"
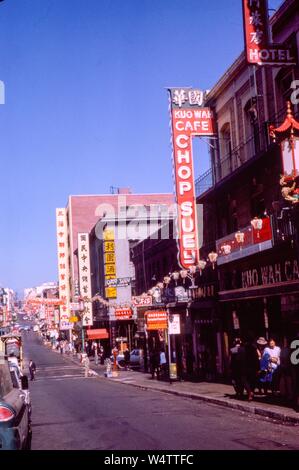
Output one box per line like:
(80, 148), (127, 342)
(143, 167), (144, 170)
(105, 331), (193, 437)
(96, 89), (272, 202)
(56, 208), (72, 330)
(103, 228), (117, 299)
(169, 88), (215, 268)
(242, 0), (296, 65)
(78, 233), (93, 326)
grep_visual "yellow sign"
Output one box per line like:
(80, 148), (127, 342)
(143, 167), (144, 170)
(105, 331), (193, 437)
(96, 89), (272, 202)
(69, 316), (78, 323)
(104, 241), (115, 253)
(105, 264), (116, 276)
(105, 287), (117, 298)
(103, 227), (117, 299)
(105, 252), (116, 264)
(103, 229), (115, 241)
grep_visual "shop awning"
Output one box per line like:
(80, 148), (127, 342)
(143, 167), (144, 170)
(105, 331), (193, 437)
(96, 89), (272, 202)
(86, 329), (109, 340)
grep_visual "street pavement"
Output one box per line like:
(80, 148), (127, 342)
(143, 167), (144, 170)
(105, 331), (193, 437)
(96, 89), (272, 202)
(22, 331), (299, 450)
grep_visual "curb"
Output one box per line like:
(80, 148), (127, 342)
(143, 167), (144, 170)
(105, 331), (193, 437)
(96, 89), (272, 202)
(111, 380), (299, 425)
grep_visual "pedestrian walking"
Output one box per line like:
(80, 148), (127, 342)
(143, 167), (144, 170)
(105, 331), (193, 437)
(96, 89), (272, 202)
(160, 348), (167, 379)
(230, 338), (243, 397)
(99, 345), (105, 365)
(124, 348), (130, 371)
(93, 341), (99, 366)
(29, 359), (37, 381)
(238, 336), (260, 401)
(150, 349), (160, 380)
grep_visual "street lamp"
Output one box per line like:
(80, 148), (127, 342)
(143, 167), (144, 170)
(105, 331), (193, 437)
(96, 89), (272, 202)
(79, 298), (85, 353)
(269, 101), (299, 204)
(235, 230), (245, 249)
(208, 251), (218, 269)
(251, 216), (263, 239)
(197, 259), (207, 275)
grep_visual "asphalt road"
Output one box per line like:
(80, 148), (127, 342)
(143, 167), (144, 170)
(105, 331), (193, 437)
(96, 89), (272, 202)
(22, 330), (299, 451)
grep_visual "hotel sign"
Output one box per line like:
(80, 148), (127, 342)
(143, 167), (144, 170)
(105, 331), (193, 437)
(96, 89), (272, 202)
(169, 88), (215, 269)
(242, 0), (296, 65)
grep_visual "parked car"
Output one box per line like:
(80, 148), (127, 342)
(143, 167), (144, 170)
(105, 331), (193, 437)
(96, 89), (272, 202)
(129, 349), (143, 368)
(9, 363), (31, 414)
(110, 349), (143, 368)
(0, 361), (32, 450)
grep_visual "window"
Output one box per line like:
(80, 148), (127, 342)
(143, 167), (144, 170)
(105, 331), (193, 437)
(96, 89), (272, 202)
(244, 98), (260, 159)
(220, 123), (232, 177)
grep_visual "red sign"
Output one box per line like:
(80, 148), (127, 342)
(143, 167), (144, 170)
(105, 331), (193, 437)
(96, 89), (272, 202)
(115, 308), (132, 320)
(131, 295), (152, 307)
(146, 310), (168, 330)
(169, 88), (215, 268)
(216, 217), (272, 258)
(242, 0), (296, 65)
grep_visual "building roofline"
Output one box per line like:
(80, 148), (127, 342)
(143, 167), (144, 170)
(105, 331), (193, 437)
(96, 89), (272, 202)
(68, 193), (174, 198)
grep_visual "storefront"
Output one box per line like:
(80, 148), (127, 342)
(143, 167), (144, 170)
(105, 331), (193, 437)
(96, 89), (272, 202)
(218, 245), (299, 375)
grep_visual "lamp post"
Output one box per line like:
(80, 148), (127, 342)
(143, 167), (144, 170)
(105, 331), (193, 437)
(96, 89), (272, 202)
(79, 298), (85, 353)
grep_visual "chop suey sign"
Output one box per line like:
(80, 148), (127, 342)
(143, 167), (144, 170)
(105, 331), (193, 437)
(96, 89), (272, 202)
(169, 88), (215, 269)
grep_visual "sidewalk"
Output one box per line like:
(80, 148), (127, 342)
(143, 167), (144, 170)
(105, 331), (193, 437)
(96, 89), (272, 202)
(50, 346), (299, 425)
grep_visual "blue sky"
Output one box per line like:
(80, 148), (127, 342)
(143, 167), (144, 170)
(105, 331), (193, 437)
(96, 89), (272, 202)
(0, 0), (283, 294)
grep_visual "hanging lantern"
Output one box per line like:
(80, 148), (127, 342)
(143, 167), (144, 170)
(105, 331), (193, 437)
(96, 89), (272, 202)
(251, 216), (263, 238)
(221, 243), (232, 255)
(197, 260), (207, 275)
(208, 251), (218, 269)
(172, 271), (180, 286)
(180, 269), (188, 285)
(180, 270), (188, 278)
(189, 265), (197, 275)
(235, 230), (245, 248)
(269, 102), (299, 204)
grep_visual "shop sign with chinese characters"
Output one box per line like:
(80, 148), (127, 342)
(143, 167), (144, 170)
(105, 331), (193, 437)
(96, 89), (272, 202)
(78, 233), (93, 326)
(56, 208), (72, 330)
(242, 0), (296, 65)
(169, 88), (215, 269)
(103, 228), (117, 298)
